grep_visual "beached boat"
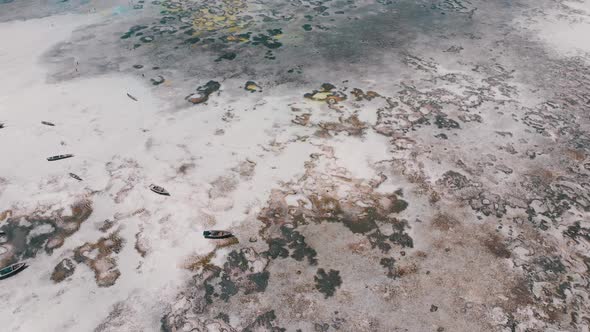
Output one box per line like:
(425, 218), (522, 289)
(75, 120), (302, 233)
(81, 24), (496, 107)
(127, 93), (138, 101)
(0, 262), (26, 280)
(47, 154), (73, 161)
(203, 230), (233, 239)
(69, 173), (82, 181)
(149, 184), (170, 196)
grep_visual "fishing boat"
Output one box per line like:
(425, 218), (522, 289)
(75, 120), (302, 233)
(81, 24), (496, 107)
(127, 93), (138, 101)
(0, 262), (26, 280)
(149, 184), (170, 196)
(41, 121), (55, 126)
(69, 173), (82, 181)
(47, 154), (73, 161)
(203, 230), (233, 239)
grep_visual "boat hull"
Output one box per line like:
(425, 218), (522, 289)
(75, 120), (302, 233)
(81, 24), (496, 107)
(149, 185), (170, 196)
(203, 230), (233, 239)
(0, 263), (27, 280)
(47, 154), (73, 161)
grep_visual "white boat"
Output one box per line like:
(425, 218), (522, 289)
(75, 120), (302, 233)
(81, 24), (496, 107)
(149, 184), (170, 196)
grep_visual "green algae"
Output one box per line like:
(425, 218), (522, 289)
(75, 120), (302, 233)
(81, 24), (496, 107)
(390, 198), (409, 213)
(215, 52), (237, 62)
(243, 310), (285, 332)
(435, 115), (460, 129)
(252, 34), (282, 49)
(265, 226), (317, 265)
(120, 25), (147, 39)
(215, 312), (230, 323)
(226, 250), (249, 271)
(380, 257), (397, 278)
(314, 268), (342, 298)
(219, 273), (238, 302)
(282, 226), (318, 265)
(183, 36), (200, 44)
(247, 271), (270, 293)
(266, 238), (289, 259)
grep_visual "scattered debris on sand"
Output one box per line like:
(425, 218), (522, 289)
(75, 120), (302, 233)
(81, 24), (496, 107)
(304, 83), (346, 104)
(244, 81), (261, 93)
(186, 80), (220, 104)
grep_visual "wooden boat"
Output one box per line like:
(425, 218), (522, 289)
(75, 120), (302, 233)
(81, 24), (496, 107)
(0, 262), (26, 280)
(149, 184), (170, 196)
(69, 173), (82, 181)
(41, 121), (55, 126)
(203, 230), (233, 239)
(127, 93), (138, 101)
(47, 154), (73, 161)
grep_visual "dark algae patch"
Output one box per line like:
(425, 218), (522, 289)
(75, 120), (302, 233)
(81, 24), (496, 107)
(314, 268), (342, 298)
(264, 226), (317, 265)
(563, 221), (590, 244)
(380, 257), (397, 278)
(0, 201), (92, 264)
(390, 197), (409, 213)
(340, 208), (378, 234)
(215, 312), (230, 324)
(183, 36), (200, 44)
(266, 238), (289, 259)
(120, 25), (147, 39)
(219, 273), (238, 301)
(252, 31), (283, 49)
(435, 115), (460, 129)
(215, 52), (237, 62)
(227, 250), (248, 271)
(281, 226), (318, 265)
(247, 271), (270, 293)
(243, 310), (285, 332)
